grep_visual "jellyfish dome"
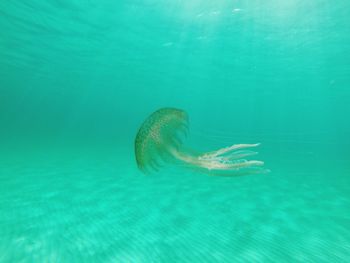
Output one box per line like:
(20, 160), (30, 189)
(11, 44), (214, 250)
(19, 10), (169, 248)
(135, 107), (267, 176)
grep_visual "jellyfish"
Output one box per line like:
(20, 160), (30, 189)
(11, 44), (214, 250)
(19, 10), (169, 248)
(135, 107), (267, 176)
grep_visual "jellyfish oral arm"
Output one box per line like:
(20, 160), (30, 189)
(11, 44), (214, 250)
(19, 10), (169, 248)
(202, 143), (260, 158)
(170, 143), (264, 172)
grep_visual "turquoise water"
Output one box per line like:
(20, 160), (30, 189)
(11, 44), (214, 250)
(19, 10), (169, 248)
(1, 0), (350, 262)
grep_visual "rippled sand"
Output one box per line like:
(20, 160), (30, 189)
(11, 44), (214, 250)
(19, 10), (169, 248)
(0, 148), (349, 262)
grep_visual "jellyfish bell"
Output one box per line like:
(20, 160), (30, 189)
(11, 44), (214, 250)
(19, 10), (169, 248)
(134, 107), (267, 176)
(134, 107), (188, 172)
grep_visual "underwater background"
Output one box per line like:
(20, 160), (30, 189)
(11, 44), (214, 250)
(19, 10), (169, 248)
(1, 0), (350, 262)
